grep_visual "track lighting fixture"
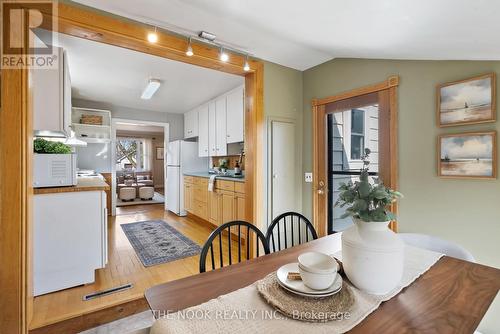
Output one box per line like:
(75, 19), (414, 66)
(186, 37), (194, 56)
(243, 54), (250, 71)
(219, 47), (229, 62)
(147, 27), (158, 43)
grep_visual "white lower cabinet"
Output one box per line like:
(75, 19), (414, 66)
(33, 190), (108, 296)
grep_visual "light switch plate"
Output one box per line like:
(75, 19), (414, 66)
(304, 172), (313, 183)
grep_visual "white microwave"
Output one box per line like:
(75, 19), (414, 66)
(33, 153), (77, 188)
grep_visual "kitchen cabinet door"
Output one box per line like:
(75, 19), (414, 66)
(215, 97), (227, 156)
(235, 193), (246, 221)
(33, 47), (71, 137)
(183, 183), (193, 212)
(226, 86), (244, 143)
(198, 104), (209, 157)
(184, 109), (198, 139)
(208, 101), (217, 157)
(221, 191), (235, 225)
(209, 190), (222, 226)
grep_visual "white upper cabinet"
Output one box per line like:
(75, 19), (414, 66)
(226, 85), (245, 143)
(215, 96), (227, 156)
(184, 108), (199, 139)
(33, 47), (72, 137)
(198, 104), (209, 157)
(208, 101), (217, 156)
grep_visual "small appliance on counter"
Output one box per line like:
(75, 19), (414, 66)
(33, 153), (77, 188)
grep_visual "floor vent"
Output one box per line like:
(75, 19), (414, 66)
(83, 283), (133, 301)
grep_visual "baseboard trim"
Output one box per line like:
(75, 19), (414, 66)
(29, 297), (149, 334)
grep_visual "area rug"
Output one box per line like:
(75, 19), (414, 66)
(121, 220), (201, 267)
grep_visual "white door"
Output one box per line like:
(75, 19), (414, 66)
(271, 121), (296, 220)
(226, 86), (244, 143)
(198, 104), (209, 157)
(208, 101), (217, 157)
(215, 96), (227, 156)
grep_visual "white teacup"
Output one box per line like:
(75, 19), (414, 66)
(298, 252), (338, 290)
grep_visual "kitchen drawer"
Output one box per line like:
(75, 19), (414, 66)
(216, 180), (235, 192)
(234, 182), (245, 194)
(193, 200), (208, 220)
(194, 177), (208, 186)
(184, 176), (195, 184)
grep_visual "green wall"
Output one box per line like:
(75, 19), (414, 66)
(262, 61), (304, 224)
(302, 58), (500, 332)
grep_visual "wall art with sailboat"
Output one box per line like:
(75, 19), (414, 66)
(437, 73), (496, 127)
(438, 131), (497, 179)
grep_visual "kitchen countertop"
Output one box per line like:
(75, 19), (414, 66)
(34, 174), (110, 195)
(183, 171), (245, 183)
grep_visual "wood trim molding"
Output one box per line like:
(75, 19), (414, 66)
(1, 2), (264, 333)
(312, 76), (399, 107)
(312, 76), (400, 235)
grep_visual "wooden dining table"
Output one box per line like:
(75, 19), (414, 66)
(145, 234), (500, 333)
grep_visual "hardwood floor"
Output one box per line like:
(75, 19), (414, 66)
(29, 204), (241, 333)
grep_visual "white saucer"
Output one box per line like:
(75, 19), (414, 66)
(276, 263), (342, 297)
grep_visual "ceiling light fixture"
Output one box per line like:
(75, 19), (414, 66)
(219, 47), (229, 62)
(243, 54), (250, 71)
(186, 37), (194, 57)
(147, 27), (158, 43)
(141, 79), (161, 100)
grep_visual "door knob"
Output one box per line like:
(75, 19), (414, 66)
(317, 180), (326, 195)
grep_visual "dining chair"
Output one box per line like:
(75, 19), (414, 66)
(399, 233), (475, 262)
(199, 220), (270, 273)
(265, 212), (318, 252)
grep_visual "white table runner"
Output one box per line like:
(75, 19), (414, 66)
(151, 246), (443, 334)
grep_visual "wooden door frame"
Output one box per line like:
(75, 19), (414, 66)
(0, 2), (263, 333)
(312, 76), (399, 237)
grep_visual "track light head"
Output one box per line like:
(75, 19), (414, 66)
(186, 37), (194, 56)
(219, 47), (229, 62)
(147, 27), (158, 43)
(243, 54), (250, 71)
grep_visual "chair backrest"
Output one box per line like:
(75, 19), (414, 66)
(399, 233), (475, 262)
(199, 220), (270, 273)
(266, 212), (318, 252)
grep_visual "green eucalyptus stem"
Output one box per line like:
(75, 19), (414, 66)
(334, 148), (403, 222)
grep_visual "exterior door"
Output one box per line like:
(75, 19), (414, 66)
(312, 77), (399, 236)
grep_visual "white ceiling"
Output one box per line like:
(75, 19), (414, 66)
(74, 0), (500, 71)
(54, 32), (243, 114)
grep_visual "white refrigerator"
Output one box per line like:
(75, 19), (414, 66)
(166, 140), (208, 216)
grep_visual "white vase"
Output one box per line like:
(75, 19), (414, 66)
(341, 218), (404, 295)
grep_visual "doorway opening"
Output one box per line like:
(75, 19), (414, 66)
(112, 120), (169, 213)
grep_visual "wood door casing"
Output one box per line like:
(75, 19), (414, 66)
(312, 76), (399, 236)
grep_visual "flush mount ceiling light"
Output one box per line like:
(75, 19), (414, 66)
(141, 79), (161, 100)
(186, 37), (194, 57)
(243, 54), (250, 71)
(219, 47), (229, 62)
(147, 27), (158, 43)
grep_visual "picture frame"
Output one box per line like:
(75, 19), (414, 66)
(156, 147), (164, 160)
(437, 73), (496, 127)
(438, 131), (497, 179)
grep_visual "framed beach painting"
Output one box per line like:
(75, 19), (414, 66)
(438, 131), (497, 179)
(437, 73), (496, 127)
